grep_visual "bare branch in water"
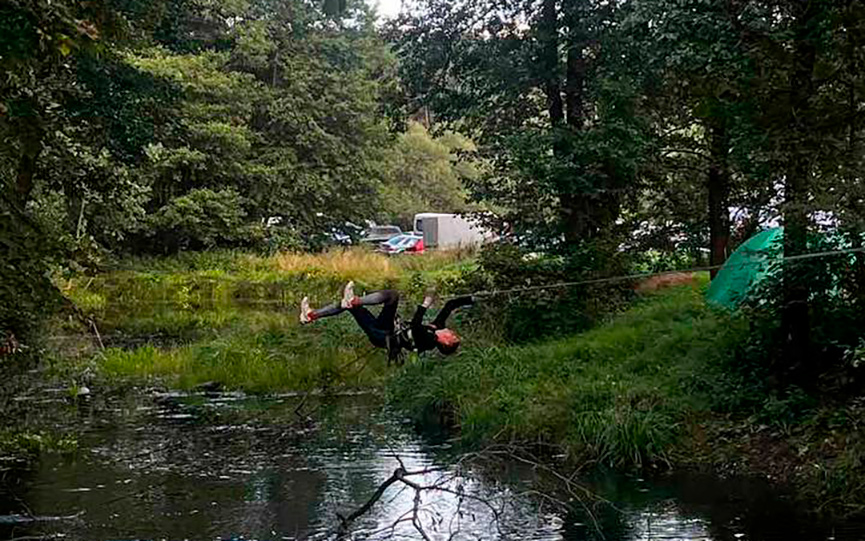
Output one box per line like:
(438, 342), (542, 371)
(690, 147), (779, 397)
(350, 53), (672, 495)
(336, 447), (603, 539)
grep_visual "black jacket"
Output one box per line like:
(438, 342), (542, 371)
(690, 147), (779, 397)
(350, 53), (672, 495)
(405, 296), (474, 353)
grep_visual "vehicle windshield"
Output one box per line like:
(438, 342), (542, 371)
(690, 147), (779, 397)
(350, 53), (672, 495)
(384, 235), (418, 247)
(371, 226), (400, 235)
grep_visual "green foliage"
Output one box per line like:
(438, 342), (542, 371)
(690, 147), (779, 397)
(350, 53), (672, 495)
(379, 122), (478, 228)
(145, 188), (247, 251)
(388, 0), (654, 250)
(115, 1), (400, 251)
(462, 242), (634, 344)
(0, 201), (62, 341)
(3, 0), (421, 266)
(737, 234), (865, 390)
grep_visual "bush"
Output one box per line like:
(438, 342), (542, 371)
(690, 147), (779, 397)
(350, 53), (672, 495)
(736, 234), (865, 394)
(0, 202), (62, 342)
(145, 188), (247, 252)
(462, 242), (634, 343)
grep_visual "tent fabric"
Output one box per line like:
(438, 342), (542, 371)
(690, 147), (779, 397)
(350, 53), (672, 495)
(706, 227), (784, 309)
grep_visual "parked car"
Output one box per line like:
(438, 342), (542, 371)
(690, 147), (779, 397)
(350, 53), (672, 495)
(360, 225), (402, 244)
(329, 222), (363, 246)
(377, 234), (424, 255)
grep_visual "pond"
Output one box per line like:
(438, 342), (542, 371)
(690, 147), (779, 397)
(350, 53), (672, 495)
(1, 389), (860, 540)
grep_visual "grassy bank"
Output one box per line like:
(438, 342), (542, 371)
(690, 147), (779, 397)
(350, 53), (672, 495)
(47, 250), (865, 515)
(389, 279), (749, 467)
(53, 248), (476, 392)
(387, 279), (865, 516)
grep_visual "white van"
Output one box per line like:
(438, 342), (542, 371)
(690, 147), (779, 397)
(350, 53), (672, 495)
(413, 213), (491, 250)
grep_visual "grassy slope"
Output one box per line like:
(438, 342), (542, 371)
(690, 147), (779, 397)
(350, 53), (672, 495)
(389, 279), (749, 468)
(388, 279), (865, 516)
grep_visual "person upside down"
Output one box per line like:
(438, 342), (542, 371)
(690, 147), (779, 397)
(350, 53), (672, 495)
(300, 281), (473, 362)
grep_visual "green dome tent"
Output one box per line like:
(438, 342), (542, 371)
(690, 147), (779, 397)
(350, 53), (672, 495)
(706, 227), (784, 309)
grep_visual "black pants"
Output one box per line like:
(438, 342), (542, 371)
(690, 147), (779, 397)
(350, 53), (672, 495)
(311, 290), (399, 348)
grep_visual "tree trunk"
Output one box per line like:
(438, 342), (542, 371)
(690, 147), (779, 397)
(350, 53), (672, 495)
(560, 39), (592, 244)
(539, 0), (564, 127)
(707, 121), (730, 279)
(539, 0), (582, 244)
(14, 122), (43, 205)
(783, 3), (818, 375)
(564, 44), (585, 130)
(845, 81), (865, 303)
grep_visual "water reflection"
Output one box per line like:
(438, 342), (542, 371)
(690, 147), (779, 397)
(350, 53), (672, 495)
(627, 504), (712, 541)
(0, 390), (860, 540)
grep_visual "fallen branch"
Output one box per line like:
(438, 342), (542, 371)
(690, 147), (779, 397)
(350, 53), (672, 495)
(337, 466), (406, 530)
(465, 444), (609, 533)
(59, 293), (105, 350)
(336, 456), (502, 540)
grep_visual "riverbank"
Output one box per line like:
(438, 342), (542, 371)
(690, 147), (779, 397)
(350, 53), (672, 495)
(13, 249), (865, 519)
(387, 280), (865, 518)
(389, 281), (744, 469)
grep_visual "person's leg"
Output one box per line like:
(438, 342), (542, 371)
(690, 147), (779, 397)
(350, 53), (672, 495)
(309, 302), (345, 320)
(301, 281), (362, 322)
(348, 289), (399, 309)
(370, 290), (399, 332)
(305, 285), (397, 319)
(342, 288), (400, 331)
(301, 284), (398, 348)
(349, 306), (387, 348)
(345, 289), (399, 345)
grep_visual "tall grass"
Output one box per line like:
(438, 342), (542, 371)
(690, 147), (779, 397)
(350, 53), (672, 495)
(388, 281), (749, 469)
(271, 250), (402, 283)
(98, 333), (391, 393)
(62, 248), (476, 312)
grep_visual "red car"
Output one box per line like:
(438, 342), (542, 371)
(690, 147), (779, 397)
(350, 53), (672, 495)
(378, 234), (425, 255)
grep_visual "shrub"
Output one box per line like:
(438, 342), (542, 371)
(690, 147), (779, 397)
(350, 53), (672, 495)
(145, 188), (247, 252)
(737, 233), (865, 394)
(462, 242), (634, 343)
(0, 202), (62, 342)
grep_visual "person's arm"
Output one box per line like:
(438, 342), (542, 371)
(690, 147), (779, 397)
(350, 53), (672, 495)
(431, 296), (474, 329)
(411, 298), (430, 331)
(409, 301), (436, 352)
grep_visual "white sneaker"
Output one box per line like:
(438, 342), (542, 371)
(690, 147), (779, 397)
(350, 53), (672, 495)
(300, 296), (311, 324)
(341, 281), (356, 309)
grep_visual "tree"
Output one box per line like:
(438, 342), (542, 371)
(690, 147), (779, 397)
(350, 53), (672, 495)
(121, 0), (399, 250)
(379, 122), (478, 228)
(621, 0), (779, 276)
(388, 0), (652, 254)
(728, 0), (865, 371)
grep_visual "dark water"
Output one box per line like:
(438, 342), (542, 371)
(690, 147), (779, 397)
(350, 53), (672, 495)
(1, 389), (862, 541)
